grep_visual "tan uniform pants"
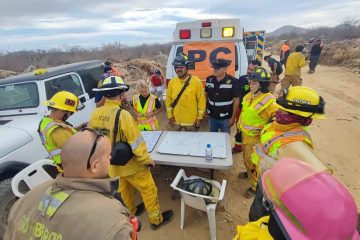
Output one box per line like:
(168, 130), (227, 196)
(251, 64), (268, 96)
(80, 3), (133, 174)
(119, 168), (163, 225)
(280, 75), (302, 93)
(172, 124), (199, 131)
(243, 144), (259, 191)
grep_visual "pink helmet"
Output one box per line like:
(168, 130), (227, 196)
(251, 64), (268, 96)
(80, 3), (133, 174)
(262, 157), (359, 240)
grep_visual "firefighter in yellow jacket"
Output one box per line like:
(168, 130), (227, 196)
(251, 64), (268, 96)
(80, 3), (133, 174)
(248, 86), (326, 221)
(89, 76), (173, 229)
(252, 86), (325, 173)
(131, 80), (162, 131)
(166, 53), (206, 131)
(237, 68), (278, 198)
(38, 91), (85, 169)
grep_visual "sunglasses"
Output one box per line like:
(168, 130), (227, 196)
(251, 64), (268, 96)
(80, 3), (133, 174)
(80, 128), (104, 169)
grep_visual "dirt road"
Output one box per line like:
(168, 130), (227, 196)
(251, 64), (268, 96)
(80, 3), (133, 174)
(136, 64), (360, 240)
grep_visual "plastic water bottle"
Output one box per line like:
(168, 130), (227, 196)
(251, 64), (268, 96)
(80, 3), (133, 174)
(205, 144), (212, 161)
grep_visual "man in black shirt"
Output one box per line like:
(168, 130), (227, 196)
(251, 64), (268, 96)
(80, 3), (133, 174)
(264, 55), (283, 93)
(308, 38), (324, 74)
(205, 59), (240, 133)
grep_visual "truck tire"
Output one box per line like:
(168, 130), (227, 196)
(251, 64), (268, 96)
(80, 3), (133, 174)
(0, 178), (17, 239)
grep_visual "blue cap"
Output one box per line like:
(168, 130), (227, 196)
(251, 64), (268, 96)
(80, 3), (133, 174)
(207, 144), (211, 147)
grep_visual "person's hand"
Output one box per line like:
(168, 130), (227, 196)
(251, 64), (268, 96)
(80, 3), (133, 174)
(134, 112), (143, 118)
(145, 112), (154, 118)
(169, 117), (175, 127)
(228, 117), (236, 127)
(193, 119), (200, 128)
(146, 160), (155, 168)
(204, 111), (209, 118)
(75, 122), (88, 131)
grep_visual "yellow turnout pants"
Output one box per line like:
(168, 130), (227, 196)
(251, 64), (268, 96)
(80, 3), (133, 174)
(118, 168), (163, 225)
(243, 144), (259, 191)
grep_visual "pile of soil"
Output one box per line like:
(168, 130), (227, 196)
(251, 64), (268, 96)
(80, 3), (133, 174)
(113, 57), (167, 83)
(0, 70), (17, 79)
(320, 38), (360, 74)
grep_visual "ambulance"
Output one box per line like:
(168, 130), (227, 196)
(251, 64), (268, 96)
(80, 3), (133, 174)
(166, 19), (249, 86)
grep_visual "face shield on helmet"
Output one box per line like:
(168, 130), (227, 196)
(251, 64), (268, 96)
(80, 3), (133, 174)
(261, 158), (359, 240)
(276, 86), (325, 119)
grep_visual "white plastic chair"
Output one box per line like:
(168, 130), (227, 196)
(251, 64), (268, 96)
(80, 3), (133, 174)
(11, 159), (57, 198)
(170, 169), (227, 240)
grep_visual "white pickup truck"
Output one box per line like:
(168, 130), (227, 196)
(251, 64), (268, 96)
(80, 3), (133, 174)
(0, 60), (103, 236)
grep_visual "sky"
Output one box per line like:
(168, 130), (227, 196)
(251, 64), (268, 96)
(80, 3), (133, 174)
(0, 0), (359, 51)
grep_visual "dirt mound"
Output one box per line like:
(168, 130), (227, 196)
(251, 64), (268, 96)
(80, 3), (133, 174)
(320, 38), (360, 74)
(113, 56), (167, 83)
(0, 70), (17, 79)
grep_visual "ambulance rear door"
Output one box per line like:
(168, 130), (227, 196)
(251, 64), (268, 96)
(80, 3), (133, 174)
(166, 19), (248, 85)
(244, 30), (265, 62)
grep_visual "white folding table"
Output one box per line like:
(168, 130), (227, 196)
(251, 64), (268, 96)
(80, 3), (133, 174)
(142, 131), (233, 177)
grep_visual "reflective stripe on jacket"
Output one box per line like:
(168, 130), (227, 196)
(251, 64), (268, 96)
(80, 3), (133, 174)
(89, 99), (152, 177)
(132, 94), (159, 130)
(4, 176), (133, 240)
(238, 92), (276, 137)
(252, 123), (313, 173)
(38, 117), (76, 165)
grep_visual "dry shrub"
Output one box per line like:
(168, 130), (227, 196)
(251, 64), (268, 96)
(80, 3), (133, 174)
(0, 42), (171, 72)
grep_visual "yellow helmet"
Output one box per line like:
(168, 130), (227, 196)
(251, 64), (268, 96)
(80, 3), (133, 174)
(44, 91), (79, 112)
(277, 86), (325, 119)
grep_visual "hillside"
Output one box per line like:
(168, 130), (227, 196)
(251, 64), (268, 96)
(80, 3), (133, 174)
(266, 25), (308, 38)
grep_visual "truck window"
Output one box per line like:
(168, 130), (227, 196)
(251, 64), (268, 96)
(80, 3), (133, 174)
(246, 41), (256, 49)
(0, 82), (39, 110)
(45, 74), (84, 100)
(81, 66), (103, 99)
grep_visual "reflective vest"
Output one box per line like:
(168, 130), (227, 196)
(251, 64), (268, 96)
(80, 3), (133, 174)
(252, 123), (313, 173)
(38, 187), (74, 220)
(132, 94), (159, 131)
(38, 117), (76, 165)
(239, 92), (275, 137)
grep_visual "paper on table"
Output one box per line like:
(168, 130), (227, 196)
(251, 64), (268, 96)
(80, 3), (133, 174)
(157, 132), (227, 158)
(141, 131), (163, 152)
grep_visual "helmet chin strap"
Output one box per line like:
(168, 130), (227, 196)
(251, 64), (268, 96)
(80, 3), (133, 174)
(254, 87), (261, 95)
(62, 111), (71, 122)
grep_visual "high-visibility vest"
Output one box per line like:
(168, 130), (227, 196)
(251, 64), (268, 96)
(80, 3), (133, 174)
(38, 187), (74, 219)
(252, 123), (313, 173)
(38, 117), (76, 165)
(239, 92), (275, 137)
(132, 94), (159, 131)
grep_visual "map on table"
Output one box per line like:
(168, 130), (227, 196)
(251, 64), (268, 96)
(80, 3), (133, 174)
(157, 132), (227, 158)
(141, 131), (163, 152)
